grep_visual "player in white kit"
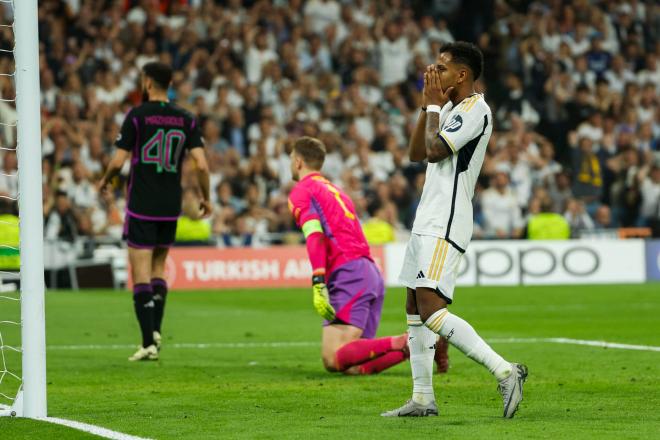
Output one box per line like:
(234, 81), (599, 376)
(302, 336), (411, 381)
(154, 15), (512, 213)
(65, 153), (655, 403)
(382, 42), (528, 418)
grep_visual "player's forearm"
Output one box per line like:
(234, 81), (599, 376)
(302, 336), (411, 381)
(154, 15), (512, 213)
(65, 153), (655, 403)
(305, 232), (327, 277)
(409, 110), (427, 162)
(425, 111), (452, 163)
(101, 156), (125, 182)
(196, 167), (210, 202)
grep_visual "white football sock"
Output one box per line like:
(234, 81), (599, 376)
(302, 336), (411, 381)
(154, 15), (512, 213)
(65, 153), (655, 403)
(425, 309), (511, 381)
(407, 314), (437, 405)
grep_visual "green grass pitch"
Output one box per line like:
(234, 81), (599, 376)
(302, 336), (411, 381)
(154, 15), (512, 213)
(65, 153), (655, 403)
(1, 284), (660, 439)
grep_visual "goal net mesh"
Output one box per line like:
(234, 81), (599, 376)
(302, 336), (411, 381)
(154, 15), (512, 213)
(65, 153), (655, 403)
(0, 0), (21, 414)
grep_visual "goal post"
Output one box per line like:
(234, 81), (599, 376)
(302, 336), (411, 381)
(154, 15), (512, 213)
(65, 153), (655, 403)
(14, 0), (46, 418)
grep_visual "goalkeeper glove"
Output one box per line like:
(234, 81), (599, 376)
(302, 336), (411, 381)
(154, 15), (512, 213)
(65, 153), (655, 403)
(312, 274), (335, 321)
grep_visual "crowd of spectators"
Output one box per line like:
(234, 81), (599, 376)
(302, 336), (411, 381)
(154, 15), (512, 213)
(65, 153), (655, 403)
(0, 0), (658, 248)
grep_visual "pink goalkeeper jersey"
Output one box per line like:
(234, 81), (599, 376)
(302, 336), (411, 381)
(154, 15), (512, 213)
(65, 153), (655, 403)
(288, 172), (372, 275)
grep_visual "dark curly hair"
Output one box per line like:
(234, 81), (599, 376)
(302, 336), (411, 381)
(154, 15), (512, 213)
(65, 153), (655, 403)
(439, 41), (484, 81)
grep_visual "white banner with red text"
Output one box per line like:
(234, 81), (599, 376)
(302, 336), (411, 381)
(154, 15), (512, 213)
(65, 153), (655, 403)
(150, 246), (384, 290)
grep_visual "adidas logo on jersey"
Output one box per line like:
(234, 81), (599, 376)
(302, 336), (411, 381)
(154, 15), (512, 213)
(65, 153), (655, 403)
(416, 271), (425, 279)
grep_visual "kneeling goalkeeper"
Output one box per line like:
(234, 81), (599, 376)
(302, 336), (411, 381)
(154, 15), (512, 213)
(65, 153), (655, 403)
(288, 137), (441, 374)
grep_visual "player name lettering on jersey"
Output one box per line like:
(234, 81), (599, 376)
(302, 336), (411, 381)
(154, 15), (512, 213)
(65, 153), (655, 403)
(145, 115), (185, 127)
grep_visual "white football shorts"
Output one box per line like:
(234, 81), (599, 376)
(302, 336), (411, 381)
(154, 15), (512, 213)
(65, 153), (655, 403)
(398, 233), (463, 303)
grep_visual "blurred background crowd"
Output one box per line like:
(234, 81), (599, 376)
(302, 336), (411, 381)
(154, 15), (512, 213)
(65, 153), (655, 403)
(0, 0), (658, 249)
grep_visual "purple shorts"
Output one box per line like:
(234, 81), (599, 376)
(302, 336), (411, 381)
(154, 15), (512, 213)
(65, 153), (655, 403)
(325, 257), (385, 339)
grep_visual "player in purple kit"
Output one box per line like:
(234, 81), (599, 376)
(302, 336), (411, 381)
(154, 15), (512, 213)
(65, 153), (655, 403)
(288, 136), (410, 375)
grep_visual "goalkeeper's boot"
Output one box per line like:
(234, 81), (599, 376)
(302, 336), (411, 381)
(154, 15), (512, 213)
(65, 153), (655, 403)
(498, 363), (528, 418)
(381, 399), (438, 417)
(128, 344), (159, 361)
(153, 331), (162, 352)
(434, 336), (449, 374)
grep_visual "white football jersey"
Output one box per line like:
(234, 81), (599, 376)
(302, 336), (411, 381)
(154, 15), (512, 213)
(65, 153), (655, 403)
(411, 93), (493, 252)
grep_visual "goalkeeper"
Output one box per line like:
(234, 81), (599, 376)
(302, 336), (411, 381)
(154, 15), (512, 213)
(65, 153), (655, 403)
(288, 137), (448, 375)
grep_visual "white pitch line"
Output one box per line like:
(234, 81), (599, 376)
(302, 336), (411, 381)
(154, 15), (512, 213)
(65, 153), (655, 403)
(488, 337), (660, 352)
(47, 341), (318, 350)
(43, 417), (152, 440)
(45, 338), (660, 353)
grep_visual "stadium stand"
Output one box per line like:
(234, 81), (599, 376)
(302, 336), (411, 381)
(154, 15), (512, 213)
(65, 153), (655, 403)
(1, 0), (657, 253)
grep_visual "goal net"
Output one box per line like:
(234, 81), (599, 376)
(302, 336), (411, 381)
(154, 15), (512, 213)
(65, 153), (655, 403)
(0, 0), (46, 419)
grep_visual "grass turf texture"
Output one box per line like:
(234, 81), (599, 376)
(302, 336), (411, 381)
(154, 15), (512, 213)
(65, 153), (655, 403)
(1, 284), (659, 439)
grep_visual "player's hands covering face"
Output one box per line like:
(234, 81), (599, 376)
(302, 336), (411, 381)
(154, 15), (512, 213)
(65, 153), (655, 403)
(424, 69), (454, 107)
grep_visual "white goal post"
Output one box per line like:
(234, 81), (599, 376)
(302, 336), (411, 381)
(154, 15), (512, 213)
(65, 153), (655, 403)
(0, 0), (46, 419)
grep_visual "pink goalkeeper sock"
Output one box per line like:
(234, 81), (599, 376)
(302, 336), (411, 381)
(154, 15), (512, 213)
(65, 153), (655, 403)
(335, 337), (394, 371)
(357, 351), (407, 375)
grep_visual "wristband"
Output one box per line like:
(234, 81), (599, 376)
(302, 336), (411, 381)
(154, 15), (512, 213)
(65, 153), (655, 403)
(312, 274), (325, 285)
(426, 104), (442, 114)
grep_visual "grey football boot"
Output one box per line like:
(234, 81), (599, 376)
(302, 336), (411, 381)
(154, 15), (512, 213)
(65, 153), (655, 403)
(381, 399), (439, 417)
(498, 363), (528, 418)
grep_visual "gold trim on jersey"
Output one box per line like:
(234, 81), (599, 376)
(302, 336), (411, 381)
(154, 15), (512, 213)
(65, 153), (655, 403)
(438, 132), (456, 153)
(459, 94), (480, 113)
